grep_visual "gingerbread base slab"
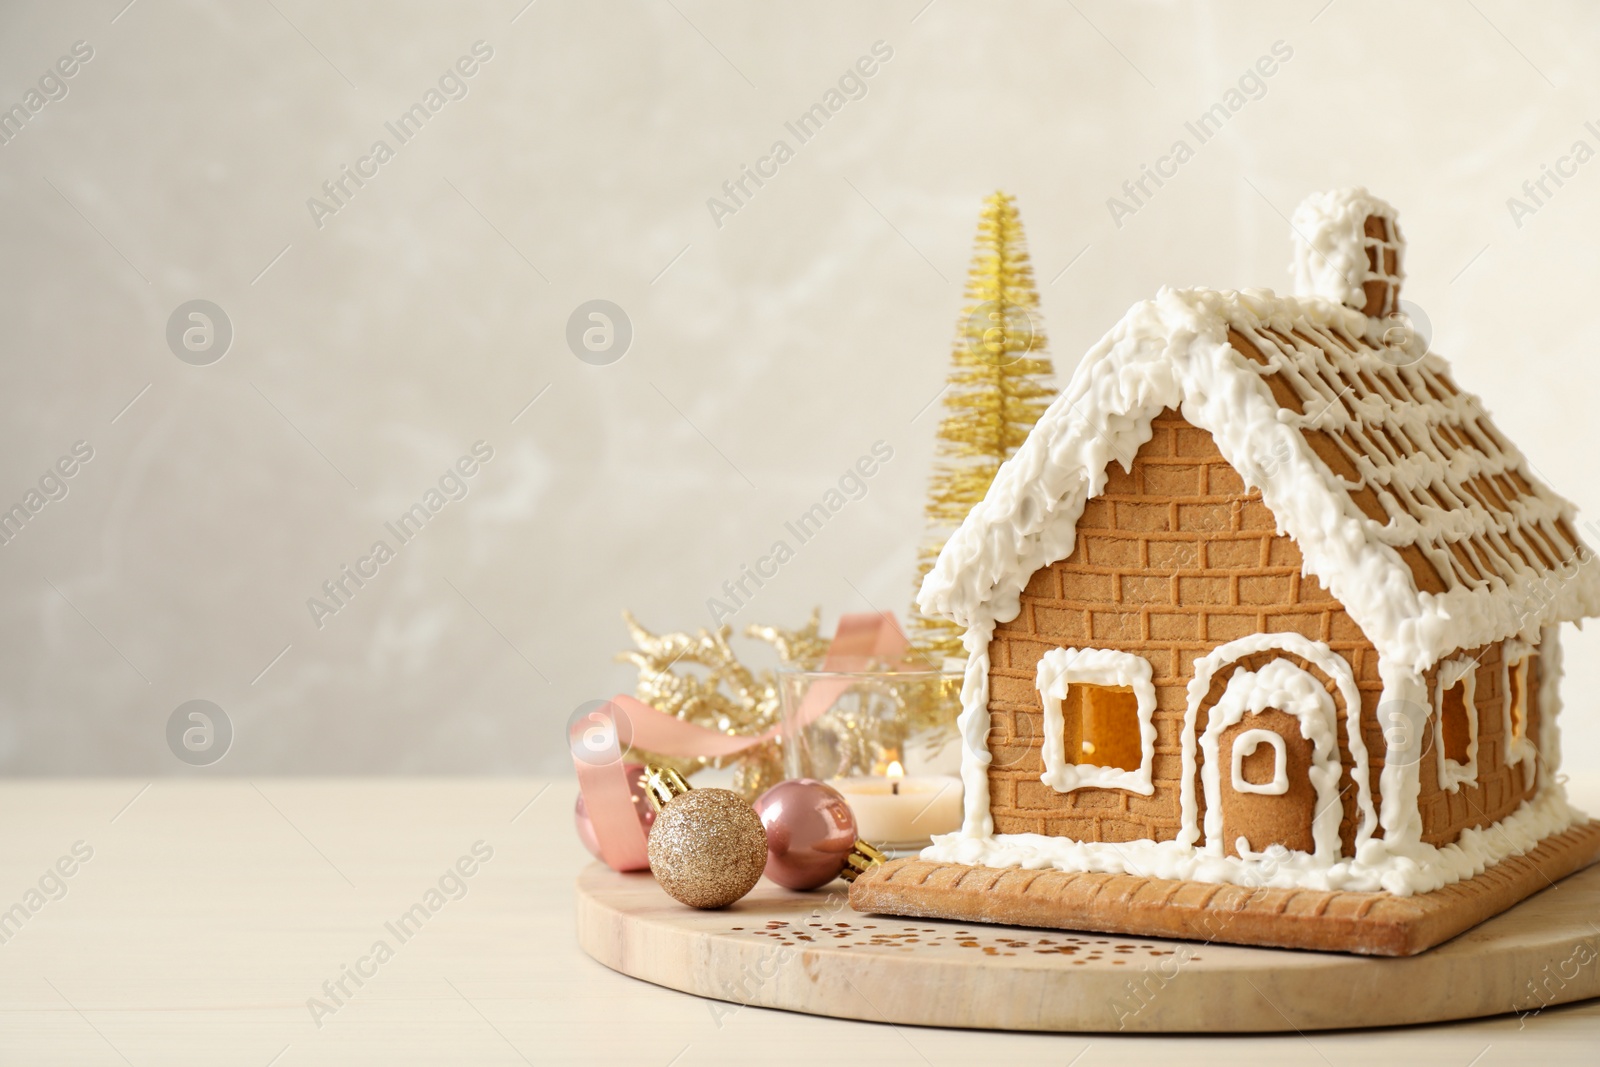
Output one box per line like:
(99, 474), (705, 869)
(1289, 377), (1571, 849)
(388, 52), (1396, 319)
(576, 851), (1600, 1033)
(850, 820), (1600, 957)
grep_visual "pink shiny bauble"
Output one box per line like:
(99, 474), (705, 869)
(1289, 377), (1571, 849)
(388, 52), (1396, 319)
(574, 762), (657, 860)
(754, 778), (858, 890)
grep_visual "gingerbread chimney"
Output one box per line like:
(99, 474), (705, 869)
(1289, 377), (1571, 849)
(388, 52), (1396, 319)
(1289, 188), (1404, 319)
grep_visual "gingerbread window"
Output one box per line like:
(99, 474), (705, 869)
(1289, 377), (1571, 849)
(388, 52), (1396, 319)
(1035, 648), (1157, 796)
(1503, 642), (1537, 767)
(1432, 656), (1477, 793)
(1231, 728), (1288, 796)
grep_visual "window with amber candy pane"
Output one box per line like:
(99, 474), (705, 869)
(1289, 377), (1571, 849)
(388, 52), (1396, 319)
(1440, 680), (1471, 765)
(1508, 658), (1529, 743)
(1064, 684), (1142, 771)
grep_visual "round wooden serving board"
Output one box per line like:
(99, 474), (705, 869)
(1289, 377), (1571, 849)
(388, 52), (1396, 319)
(576, 861), (1600, 1032)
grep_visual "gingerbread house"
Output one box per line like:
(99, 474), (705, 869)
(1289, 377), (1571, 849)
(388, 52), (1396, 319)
(850, 188), (1600, 955)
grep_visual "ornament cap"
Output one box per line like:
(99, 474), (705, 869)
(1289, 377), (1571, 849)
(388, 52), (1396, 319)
(643, 765), (692, 811)
(839, 840), (888, 883)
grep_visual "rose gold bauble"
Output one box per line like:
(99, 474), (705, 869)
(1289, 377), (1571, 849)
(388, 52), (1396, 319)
(574, 762), (656, 860)
(754, 778), (858, 890)
(647, 788), (767, 909)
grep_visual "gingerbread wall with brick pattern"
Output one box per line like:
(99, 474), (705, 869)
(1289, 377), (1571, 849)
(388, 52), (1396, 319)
(986, 409), (1392, 854)
(1415, 641), (1539, 845)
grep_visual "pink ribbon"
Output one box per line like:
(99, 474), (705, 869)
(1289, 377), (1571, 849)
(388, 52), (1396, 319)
(573, 611), (914, 871)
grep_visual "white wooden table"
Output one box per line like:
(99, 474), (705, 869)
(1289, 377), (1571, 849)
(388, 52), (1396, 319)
(1, 777), (1597, 1065)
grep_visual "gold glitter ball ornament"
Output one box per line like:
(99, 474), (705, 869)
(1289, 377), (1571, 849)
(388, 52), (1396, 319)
(647, 788), (768, 909)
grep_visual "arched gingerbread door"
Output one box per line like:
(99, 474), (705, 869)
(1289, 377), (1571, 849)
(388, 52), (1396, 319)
(1216, 708), (1316, 857)
(1198, 660), (1343, 862)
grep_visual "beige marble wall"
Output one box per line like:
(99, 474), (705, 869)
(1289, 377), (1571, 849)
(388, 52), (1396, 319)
(1, 0), (1597, 773)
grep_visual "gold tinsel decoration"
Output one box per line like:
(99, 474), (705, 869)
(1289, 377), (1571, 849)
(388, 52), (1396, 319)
(616, 610), (961, 798)
(910, 190), (1058, 663)
(616, 609), (828, 799)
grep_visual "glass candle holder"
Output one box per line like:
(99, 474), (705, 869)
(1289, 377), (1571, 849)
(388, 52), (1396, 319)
(778, 669), (964, 849)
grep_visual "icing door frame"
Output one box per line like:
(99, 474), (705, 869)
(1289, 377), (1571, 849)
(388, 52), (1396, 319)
(1199, 661), (1343, 863)
(1178, 634), (1377, 856)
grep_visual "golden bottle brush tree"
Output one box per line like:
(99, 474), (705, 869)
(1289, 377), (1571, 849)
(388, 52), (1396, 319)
(911, 191), (1058, 664)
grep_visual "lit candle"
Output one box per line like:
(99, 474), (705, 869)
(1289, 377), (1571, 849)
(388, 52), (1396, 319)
(830, 762), (963, 848)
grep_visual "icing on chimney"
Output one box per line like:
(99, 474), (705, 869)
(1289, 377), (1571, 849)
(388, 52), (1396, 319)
(1289, 187), (1404, 318)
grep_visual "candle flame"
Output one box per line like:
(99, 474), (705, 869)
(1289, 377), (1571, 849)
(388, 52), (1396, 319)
(886, 760), (905, 779)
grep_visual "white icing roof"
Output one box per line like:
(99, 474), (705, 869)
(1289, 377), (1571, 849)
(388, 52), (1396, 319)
(917, 285), (1600, 674)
